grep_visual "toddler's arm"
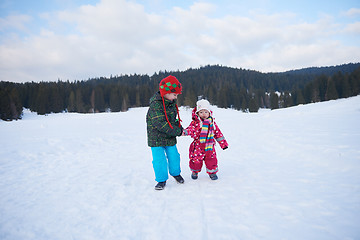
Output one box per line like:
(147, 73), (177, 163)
(183, 120), (200, 139)
(214, 122), (229, 150)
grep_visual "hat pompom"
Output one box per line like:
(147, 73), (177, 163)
(159, 75), (182, 96)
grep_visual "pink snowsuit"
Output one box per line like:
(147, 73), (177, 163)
(184, 108), (229, 174)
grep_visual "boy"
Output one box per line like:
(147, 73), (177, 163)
(146, 75), (185, 190)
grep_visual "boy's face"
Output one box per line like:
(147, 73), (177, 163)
(163, 93), (178, 101)
(197, 109), (210, 119)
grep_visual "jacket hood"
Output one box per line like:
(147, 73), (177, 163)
(149, 91), (162, 104)
(150, 91), (177, 105)
(191, 106), (213, 121)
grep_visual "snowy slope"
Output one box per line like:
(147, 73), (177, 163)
(1, 96), (360, 240)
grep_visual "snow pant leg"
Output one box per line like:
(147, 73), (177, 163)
(189, 142), (203, 172)
(165, 145), (181, 177)
(189, 159), (203, 172)
(204, 150), (218, 174)
(151, 147), (169, 182)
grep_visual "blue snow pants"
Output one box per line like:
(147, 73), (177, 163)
(151, 145), (181, 183)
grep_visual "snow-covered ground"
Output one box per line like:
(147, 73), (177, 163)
(1, 96), (360, 240)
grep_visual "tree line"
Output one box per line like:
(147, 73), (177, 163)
(1, 63), (360, 121)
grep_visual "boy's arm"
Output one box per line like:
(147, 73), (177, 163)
(214, 122), (228, 149)
(148, 104), (183, 136)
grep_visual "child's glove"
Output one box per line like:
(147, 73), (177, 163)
(222, 146), (228, 150)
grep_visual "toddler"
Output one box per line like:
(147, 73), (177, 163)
(183, 99), (228, 180)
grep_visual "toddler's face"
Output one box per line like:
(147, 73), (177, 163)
(163, 93), (178, 101)
(197, 109), (210, 119)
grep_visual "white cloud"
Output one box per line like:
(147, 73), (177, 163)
(0, 14), (32, 32)
(246, 41), (359, 72)
(343, 8), (360, 18)
(0, 0), (359, 82)
(344, 21), (360, 34)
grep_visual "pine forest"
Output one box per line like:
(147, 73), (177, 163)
(1, 63), (360, 121)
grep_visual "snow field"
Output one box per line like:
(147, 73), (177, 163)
(1, 96), (360, 240)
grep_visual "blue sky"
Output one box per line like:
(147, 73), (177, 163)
(1, 0), (359, 82)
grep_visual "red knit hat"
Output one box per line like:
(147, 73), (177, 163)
(159, 75), (182, 97)
(159, 75), (182, 129)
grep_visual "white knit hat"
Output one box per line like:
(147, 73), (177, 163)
(196, 99), (211, 113)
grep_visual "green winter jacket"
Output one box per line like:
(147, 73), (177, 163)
(146, 92), (183, 147)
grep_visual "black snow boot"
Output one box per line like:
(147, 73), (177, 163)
(173, 175), (184, 184)
(155, 181), (166, 190)
(209, 174), (218, 180)
(191, 171), (198, 180)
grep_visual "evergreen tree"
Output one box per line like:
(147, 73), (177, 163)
(332, 72), (348, 98)
(348, 66), (360, 96)
(75, 88), (85, 113)
(183, 88), (196, 107)
(338, 76), (351, 98)
(36, 84), (50, 115)
(141, 84), (153, 107)
(248, 97), (259, 112)
(9, 88), (22, 119)
(109, 87), (121, 112)
(295, 89), (305, 105)
(303, 83), (313, 103)
(50, 84), (64, 113)
(317, 75), (328, 101)
(0, 84), (22, 120)
(263, 93), (271, 109)
(282, 92), (293, 108)
(325, 78), (338, 100)
(217, 86), (229, 108)
(94, 87), (105, 112)
(135, 86), (141, 107)
(270, 92), (279, 110)
(68, 91), (76, 112)
(90, 89), (95, 113)
(121, 93), (129, 112)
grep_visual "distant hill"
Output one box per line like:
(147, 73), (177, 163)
(282, 63), (360, 76)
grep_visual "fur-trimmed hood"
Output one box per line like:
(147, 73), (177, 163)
(191, 107), (216, 130)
